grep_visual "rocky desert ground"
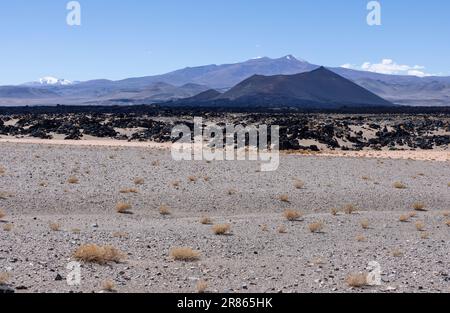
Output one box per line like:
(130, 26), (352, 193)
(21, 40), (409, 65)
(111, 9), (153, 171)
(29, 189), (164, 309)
(0, 141), (449, 293)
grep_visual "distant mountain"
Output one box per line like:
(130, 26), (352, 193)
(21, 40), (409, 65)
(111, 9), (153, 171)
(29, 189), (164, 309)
(172, 67), (393, 108)
(0, 81), (208, 106)
(1, 55), (449, 106)
(113, 55), (318, 89)
(24, 76), (74, 86)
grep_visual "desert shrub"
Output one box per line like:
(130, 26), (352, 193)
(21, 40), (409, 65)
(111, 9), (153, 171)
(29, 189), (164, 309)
(73, 244), (125, 264)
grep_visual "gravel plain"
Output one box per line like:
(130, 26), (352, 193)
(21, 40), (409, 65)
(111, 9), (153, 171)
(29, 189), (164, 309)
(0, 142), (449, 293)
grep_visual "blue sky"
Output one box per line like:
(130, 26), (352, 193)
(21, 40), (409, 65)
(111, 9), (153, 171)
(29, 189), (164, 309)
(0, 0), (449, 85)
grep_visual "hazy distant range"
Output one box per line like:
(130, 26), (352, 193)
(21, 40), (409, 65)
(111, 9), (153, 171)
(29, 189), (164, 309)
(1, 55), (449, 107)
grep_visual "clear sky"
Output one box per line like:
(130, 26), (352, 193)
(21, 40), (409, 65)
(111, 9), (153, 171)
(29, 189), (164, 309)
(0, 0), (449, 85)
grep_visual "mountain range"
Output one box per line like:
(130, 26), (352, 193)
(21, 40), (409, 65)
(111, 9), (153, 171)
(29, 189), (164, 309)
(0, 55), (449, 107)
(171, 67), (393, 108)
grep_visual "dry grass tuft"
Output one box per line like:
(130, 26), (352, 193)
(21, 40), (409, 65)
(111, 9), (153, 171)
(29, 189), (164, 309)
(171, 180), (181, 188)
(360, 219), (370, 229)
(170, 247), (200, 262)
(200, 216), (213, 225)
(260, 224), (268, 232)
(308, 221), (324, 233)
(159, 204), (171, 216)
(412, 202), (427, 212)
(293, 179), (305, 189)
(445, 220), (450, 227)
(346, 273), (368, 288)
(71, 228), (81, 234)
(356, 235), (367, 242)
(277, 225), (287, 234)
(283, 209), (302, 221)
(212, 224), (231, 235)
(279, 194), (290, 203)
(67, 176), (79, 184)
(3, 224), (13, 232)
(415, 221), (426, 232)
(392, 249), (404, 257)
(101, 279), (116, 292)
(393, 181), (407, 189)
(443, 211), (450, 217)
(112, 232), (129, 239)
(361, 176), (370, 181)
(0, 166), (5, 175)
(0, 272), (10, 285)
(119, 188), (139, 194)
(330, 208), (339, 216)
(408, 211), (417, 218)
(49, 222), (61, 232)
(116, 202), (132, 214)
(133, 177), (145, 185)
(343, 204), (357, 215)
(188, 176), (198, 182)
(196, 280), (208, 293)
(420, 232), (430, 239)
(0, 208), (5, 220)
(73, 244), (125, 264)
(448, 182), (450, 187)
(399, 214), (410, 222)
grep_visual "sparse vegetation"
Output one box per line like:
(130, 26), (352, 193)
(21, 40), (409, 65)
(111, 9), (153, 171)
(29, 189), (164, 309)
(260, 224), (268, 232)
(196, 280), (208, 294)
(159, 204), (171, 216)
(343, 204), (357, 215)
(116, 202), (132, 214)
(0, 166), (5, 176)
(415, 221), (426, 231)
(188, 176), (197, 182)
(308, 221), (324, 233)
(330, 208), (339, 216)
(283, 209), (302, 221)
(279, 194), (290, 203)
(170, 247), (200, 262)
(392, 249), (404, 257)
(3, 224), (13, 232)
(67, 176), (79, 184)
(227, 188), (237, 195)
(112, 232), (129, 238)
(293, 179), (305, 189)
(101, 279), (116, 292)
(171, 180), (181, 188)
(356, 235), (367, 242)
(443, 211), (450, 217)
(212, 224), (231, 235)
(133, 177), (145, 185)
(277, 225), (287, 234)
(409, 211), (417, 218)
(346, 273), (368, 288)
(0, 208), (5, 220)
(445, 220), (450, 227)
(399, 214), (409, 222)
(0, 272), (10, 285)
(412, 202), (427, 211)
(73, 244), (125, 264)
(393, 182), (407, 189)
(119, 188), (139, 194)
(420, 232), (430, 239)
(360, 219), (370, 229)
(49, 222), (61, 232)
(200, 216), (213, 225)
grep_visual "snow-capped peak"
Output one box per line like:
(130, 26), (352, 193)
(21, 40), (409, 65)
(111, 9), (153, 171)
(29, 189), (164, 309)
(38, 76), (73, 86)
